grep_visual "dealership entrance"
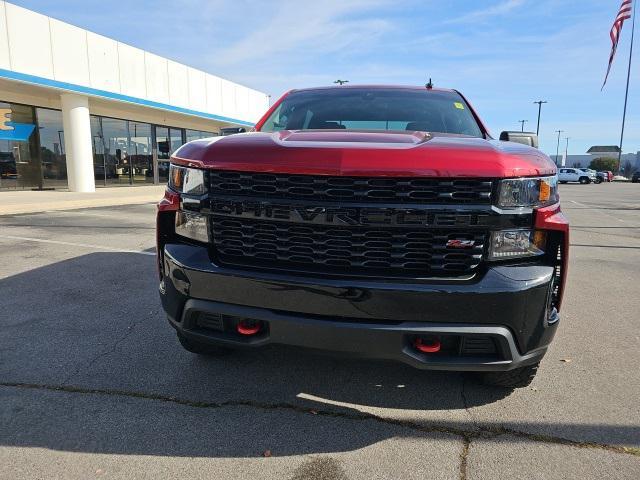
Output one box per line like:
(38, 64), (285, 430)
(0, 100), (216, 191)
(0, 102), (65, 190)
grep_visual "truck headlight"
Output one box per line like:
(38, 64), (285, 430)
(169, 164), (206, 195)
(175, 211), (209, 243)
(488, 230), (546, 260)
(496, 175), (558, 208)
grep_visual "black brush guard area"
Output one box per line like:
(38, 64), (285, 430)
(209, 170), (493, 204)
(211, 216), (486, 277)
(205, 171), (496, 278)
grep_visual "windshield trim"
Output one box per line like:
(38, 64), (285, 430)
(255, 87), (490, 139)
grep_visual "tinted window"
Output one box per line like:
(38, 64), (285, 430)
(260, 88), (484, 137)
(36, 107), (67, 189)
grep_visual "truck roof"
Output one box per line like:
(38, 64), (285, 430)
(289, 84), (458, 94)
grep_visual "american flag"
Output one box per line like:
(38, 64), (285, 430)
(602, 0), (633, 89)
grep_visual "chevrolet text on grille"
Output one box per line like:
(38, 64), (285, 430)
(209, 200), (491, 227)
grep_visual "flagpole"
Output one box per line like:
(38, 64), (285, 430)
(617, 0), (636, 174)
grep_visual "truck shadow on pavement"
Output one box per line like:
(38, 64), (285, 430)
(1, 251), (638, 457)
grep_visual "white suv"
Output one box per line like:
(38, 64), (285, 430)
(558, 168), (593, 184)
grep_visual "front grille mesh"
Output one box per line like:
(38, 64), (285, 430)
(211, 216), (485, 276)
(210, 171), (493, 204)
(460, 336), (498, 356)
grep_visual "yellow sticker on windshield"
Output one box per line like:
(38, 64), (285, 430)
(454, 102), (465, 110)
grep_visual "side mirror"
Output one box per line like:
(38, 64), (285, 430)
(499, 131), (539, 148)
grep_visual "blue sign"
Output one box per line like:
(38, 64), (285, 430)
(0, 122), (36, 141)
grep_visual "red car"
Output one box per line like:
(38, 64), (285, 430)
(157, 85), (569, 388)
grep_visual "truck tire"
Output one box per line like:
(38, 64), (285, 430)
(478, 362), (539, 388)
(594, 177), (602, 184)
(579, 177), (589, 184)
(177, 332), (233, 356)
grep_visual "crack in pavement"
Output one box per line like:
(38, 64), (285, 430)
(1, 382), (638, 459)
(458, 376), (476, 479)
(459, 375), (478, 430)
(459, 436), (471, 480)
(61, 315), (149, 384)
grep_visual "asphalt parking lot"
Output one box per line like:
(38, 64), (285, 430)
(1, 183), (639, 479)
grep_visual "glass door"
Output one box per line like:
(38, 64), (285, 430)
(129, 122), (153, 184)
(0, 103), (41, 190)
(102, 117), (131, 186)
(154, 126), (184, 184)
(36, 107), (67, 189)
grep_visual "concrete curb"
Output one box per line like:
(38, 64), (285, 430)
(0, 186), (166, 216)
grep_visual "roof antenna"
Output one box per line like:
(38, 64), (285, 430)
(425, 78), (434, 89)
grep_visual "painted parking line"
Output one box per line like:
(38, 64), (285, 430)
(0, 234), (156, 256)
(567, 200), (630, 223)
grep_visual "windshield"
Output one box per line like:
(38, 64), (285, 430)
(259, 88), (484, 137)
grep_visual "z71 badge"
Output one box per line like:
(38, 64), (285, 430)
(446, 239), (476, 248)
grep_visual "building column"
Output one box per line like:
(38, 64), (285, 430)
(60, 93), (95, 192)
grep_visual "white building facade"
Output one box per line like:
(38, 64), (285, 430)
(0, 1), (269, 192)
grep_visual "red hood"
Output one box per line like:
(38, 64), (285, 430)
(171, 130), (556, 178)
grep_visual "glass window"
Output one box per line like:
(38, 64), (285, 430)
(129, 122), (153, 184)
(36, 108), (67, 189)
(170, 128), (183, 153)
(186, 129), (217, 143)
(90, 115), (106, 186)
(259, 88), (484, 137)
(0, 102), (40, 190)
(91, 116), (130, 186)
(155, 126), (184, 184)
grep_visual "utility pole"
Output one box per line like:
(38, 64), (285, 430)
(334, 79), (349, 85)
(518, 120), (528, 132)
(555, 130), (563, 166)
(564, 137), (570, 167)
(534, 100), (548, 136)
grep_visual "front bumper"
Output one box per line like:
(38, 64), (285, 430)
(160, 243), (559, 371)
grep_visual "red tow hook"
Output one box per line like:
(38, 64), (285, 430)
(236, 319), (262, 336)
(414, 336), (441, 353)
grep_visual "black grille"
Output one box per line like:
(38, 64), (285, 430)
(211, 216), (485, 277)
(195, 312), (225, 331)
(210, 171), (493, 204)
(460, 336), (498, 357)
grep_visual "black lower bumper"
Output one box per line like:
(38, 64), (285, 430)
(160, 243), (559, 371)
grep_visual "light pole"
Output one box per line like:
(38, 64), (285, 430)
(518, 120), (528, 132)
(564, 137), (570, 167)
(555, 130), (563, 165)
(534, 100), (547, 136)
(334, 79), (349, 85)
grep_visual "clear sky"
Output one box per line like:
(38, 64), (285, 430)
(10, 0), (639, 156)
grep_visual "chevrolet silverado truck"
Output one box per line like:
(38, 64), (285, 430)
(157, 85), (569, 388)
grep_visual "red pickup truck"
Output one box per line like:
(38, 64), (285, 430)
(157, 85), (569, 388)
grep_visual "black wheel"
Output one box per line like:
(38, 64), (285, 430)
(177, 332), (233, 356)
(594, 177), (602, 184)
(579, 177), (589, 184)
(478, 362), (539, 388)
